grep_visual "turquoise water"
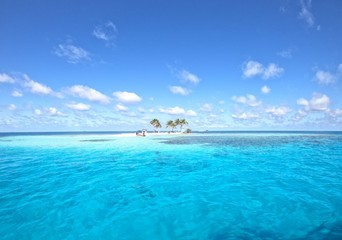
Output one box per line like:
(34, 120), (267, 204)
(0, 132), (341, 239)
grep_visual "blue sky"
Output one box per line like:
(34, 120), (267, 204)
(1, 0), (342, 131)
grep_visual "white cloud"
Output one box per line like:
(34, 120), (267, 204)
(299, 0), (314, 27)
(314, 64), (342, 85)
(309, 93), (330, 111)
(232, 112), (259, 120)
(8, 104), (16, 111)
(179, 70), (200, 84)
(297, 98), (309, 106)
(115, 103), (128, 112)
(243, 61), (284, 79)
(261, 85), (270, 94)
(23, 76), (53, 95)
(242, 61), (264, 78)
(93, 21), (118, 45)
(55, 42), (90, 64)
(292, 109), (308, 122)
(159, 106), (196, 116)
(186, 109), (197, 116)
(48, 107), (64, 116)
(0, 73), (15, 83)
(200, 103), (213, 112)
(297, 93), (330, 111)
(169, 86), (189, 96)
(160, 106), (185, 115)
(113, 91), (142, 104)
(49, 107), (58, 115)
(35, 109), (42, 115)
(67, 85), (111, 104)
(12, 90), (23, 97)
(298, 109), (308, 117)
(329, 109), (342, 117)
(232, 94), (261, 107)
(266, 106), (292, 117)
(263, 63), (284, 79)
(315, 70), (336, 85)
(66, 102), (91, 111)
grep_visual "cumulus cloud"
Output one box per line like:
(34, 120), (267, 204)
(315, 70), (336, 85)
(297, 93), (330, 111)
(48, 107), (65, 116)
(265, 106), (292, 117)
(55, 42), (91, 64)
(309, 93), (330, 111)
(66, 102), (91, 111)
(243, 61), (284, 79)
(93, 21), (118, 46)
(67, 85), (111, 104)
(263, 64), (284, 79)
(314, 64), (342, 85)
(297, 98), (309, 106)
(0, 73), (15, 83)
(169, 86), (190, 96)
(186, 109), (197, 116)
(12, 90), (23, 97)
(20, 74), (62, 98)
(23, 76), (53, 95)
(113, 91), (142, 104)
(299, 0), (314, 27)
(179, 70), (200, 84)
(232, 112), (259, 120)
(35, 109), (42, 115)
(159, 106), (197, 116)
(261, 85), (271, 94)
(242, 61), (264, 78)
(232, 94), (261, 107)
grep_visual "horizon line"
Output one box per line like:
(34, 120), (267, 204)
(1, 130), (342, 134)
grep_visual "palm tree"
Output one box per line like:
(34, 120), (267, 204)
(174, 118), (181, 132)
(179, 119), (188, 132)
(166, 120), (177, 132)
(150, 119), (162, 132)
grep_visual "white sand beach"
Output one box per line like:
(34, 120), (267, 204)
(116, 132), (187, 137)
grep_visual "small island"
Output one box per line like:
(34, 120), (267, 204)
(135, 118), (192, 136)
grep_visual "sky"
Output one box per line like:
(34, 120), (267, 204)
(1, 0), (342, 132)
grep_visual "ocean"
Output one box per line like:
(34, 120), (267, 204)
(0, 132), (341, 239)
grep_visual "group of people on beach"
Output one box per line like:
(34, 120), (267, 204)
(136, 129), (146, 137)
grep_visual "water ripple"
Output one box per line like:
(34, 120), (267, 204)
(0, 133), (341, 239)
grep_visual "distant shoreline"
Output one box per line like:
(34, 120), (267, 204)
(0, 130), (341, 137)
(118, 132), (187, 137)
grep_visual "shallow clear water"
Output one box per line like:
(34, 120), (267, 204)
(0, 132), (342, 239)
